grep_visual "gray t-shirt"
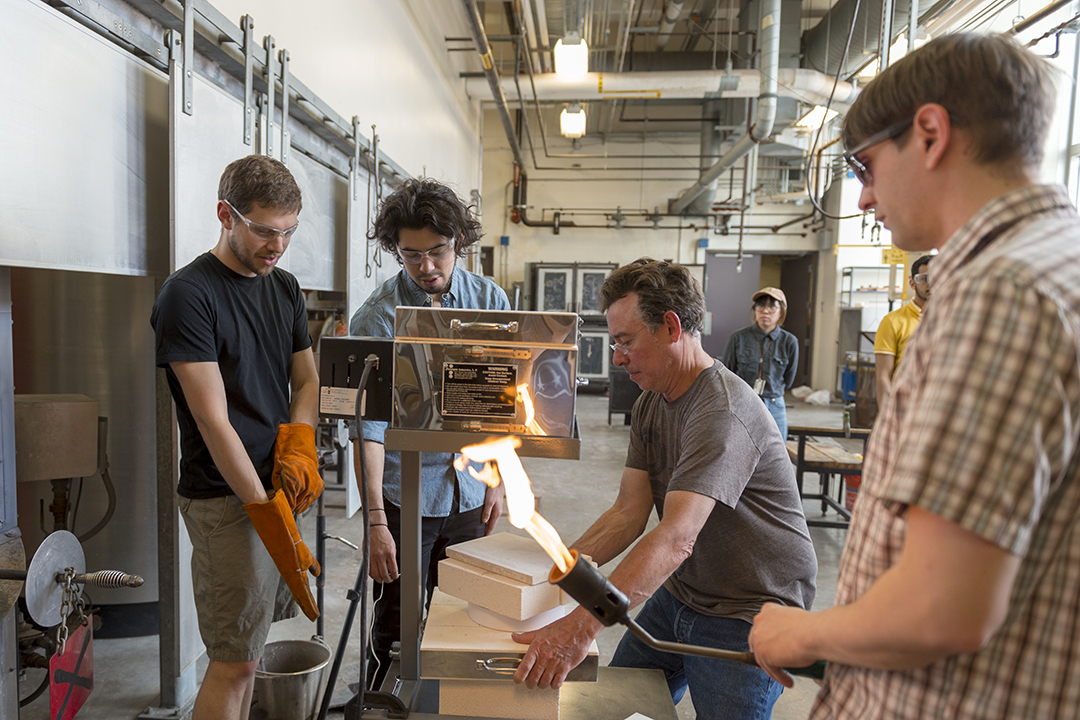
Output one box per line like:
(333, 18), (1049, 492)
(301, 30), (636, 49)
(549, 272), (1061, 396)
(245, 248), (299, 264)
(626, 360), (816, 621)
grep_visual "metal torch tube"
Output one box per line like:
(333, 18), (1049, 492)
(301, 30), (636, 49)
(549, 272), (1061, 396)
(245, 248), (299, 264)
(551, 551), (826, 681)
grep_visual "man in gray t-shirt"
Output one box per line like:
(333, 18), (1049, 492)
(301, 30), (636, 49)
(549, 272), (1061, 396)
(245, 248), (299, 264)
(512, 259), (816, 720)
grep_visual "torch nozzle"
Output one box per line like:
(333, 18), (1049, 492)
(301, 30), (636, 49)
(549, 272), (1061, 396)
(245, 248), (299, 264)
(549, 549), (629, 627)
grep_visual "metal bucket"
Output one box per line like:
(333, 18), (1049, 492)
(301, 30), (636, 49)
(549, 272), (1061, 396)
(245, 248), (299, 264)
(251, 637), (331, 720)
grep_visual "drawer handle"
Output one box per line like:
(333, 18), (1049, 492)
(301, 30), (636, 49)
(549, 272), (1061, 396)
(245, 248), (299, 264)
(451, 319), (519, 333)
(476, 657), (522, 675)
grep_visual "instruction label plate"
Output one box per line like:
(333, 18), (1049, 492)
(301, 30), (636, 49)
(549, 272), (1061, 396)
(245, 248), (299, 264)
(441, 363), (517, 418)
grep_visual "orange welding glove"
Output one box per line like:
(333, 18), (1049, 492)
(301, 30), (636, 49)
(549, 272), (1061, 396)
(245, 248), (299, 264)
(272, 423), (324, 515)
(243, 491), (321, 621)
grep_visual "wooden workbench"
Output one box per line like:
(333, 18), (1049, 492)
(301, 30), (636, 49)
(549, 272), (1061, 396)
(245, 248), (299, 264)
(787, 425), (871, 529)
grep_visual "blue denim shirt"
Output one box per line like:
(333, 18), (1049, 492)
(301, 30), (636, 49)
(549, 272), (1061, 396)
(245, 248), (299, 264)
(349, 266), (511, 516)
(721, 324), (799, 399)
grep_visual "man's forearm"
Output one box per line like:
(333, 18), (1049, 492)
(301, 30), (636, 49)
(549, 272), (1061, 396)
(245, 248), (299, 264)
(199, 418), (268, 504)
(572, 503), (649, 567)
(354, 438), (387, 512)
(289, 377), (320, 428)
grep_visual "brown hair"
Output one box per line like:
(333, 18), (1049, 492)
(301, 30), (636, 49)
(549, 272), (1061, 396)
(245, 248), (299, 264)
(600, 258), (706, 335)
(369, 178), (482, 264)
(218, 155), (302, 215)
(842, 33), (1056, 168)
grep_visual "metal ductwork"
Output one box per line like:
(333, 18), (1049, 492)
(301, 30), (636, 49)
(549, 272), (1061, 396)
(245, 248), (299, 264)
(656, 0), (687, 51)
(669, 0), (782, 216)
(463, 68), (857, 108)
(803, 0), (941, 78)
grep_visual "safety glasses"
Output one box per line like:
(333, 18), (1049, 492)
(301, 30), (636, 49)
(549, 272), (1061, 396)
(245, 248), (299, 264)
(843, 115), (915, 186)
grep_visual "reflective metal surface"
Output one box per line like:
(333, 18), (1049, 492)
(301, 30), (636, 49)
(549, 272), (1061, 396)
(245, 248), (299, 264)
(173, 72), (251, 271)
(0, 0), (169, 277)
(392, 309), (579, 437)
(286, 151), (346, 292)
(25, 530), (84, 627)
(12, 268), (159, 607)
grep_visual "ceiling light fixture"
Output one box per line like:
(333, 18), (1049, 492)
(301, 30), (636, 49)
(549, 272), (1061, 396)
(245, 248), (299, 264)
(796, 106), (839, 129)
(560, 102), (587, 138)
(554, 31), (589, 78)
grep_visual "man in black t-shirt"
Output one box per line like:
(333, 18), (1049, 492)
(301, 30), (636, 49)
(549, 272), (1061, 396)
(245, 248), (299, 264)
(151, 155), (321, 720)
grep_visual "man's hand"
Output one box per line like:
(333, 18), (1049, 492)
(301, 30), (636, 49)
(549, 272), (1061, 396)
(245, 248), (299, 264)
(368, 525), (399, 584)
(750, 603), (817, 688)
(482, 483), (505, 536)
(510, 609), (598, 689)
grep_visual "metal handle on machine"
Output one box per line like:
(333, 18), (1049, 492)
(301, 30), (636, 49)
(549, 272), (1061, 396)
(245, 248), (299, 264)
(450, 319), (519, 333)
(477, 657), (522, 675)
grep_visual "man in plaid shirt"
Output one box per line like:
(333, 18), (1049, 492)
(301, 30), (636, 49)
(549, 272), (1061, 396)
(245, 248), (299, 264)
(749, 33), (1080, 718)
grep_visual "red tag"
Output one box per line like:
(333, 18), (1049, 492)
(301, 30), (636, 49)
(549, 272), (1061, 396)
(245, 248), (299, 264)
(49, 618), (94, 720)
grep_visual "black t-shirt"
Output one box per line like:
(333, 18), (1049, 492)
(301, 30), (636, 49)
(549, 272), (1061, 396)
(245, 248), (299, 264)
(150, 252), (312, 498)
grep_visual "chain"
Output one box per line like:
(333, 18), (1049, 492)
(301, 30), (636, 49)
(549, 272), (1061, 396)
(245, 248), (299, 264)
(56, 567), (88, 656)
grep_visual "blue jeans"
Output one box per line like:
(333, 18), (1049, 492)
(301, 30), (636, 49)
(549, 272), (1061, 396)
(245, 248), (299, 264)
(611, 586), (782, 720)
(763, 395), (787, 441)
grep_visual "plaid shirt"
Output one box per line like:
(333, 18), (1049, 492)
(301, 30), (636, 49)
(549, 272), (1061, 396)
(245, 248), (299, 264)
(812, 185), (1080, 719)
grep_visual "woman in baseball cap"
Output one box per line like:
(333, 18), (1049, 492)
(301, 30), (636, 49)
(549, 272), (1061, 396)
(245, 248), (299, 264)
(721, 287), (799, 440)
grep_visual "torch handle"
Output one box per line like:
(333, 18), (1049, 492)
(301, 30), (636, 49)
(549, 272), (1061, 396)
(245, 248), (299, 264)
(623, 617), (827, 680)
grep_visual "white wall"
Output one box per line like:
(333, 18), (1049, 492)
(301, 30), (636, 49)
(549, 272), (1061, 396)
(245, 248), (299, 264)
(210, 0), (482, 189)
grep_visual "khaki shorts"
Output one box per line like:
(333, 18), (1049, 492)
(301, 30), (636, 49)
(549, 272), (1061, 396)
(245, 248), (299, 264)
(179, 494), (298, 662)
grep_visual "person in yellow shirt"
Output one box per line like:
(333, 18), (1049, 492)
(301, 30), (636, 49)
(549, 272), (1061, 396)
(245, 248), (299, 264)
(874, 255), (932, 407)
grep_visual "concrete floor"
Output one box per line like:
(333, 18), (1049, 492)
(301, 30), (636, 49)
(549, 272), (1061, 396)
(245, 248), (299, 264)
(17, 392), (852, 719)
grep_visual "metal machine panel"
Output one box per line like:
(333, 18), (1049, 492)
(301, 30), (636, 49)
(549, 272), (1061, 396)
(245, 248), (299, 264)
(286, 151), (346, 291)
(172, 72), (251, 272)
(0, 0), (170, 277)
(392, 309), (578, 437)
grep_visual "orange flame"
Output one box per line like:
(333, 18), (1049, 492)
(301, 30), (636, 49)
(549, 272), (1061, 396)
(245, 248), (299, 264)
(456, 436), (573, 572)
(517, 383), (547, 436)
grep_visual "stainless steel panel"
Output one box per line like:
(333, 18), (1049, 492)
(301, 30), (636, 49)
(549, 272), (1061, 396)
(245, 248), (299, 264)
(0, 0), (169, 277)
(173, 72), (251, 271)
(0, 269), (15, 534)
(421, 649), (598, 683)
(11, 268), (159, 607)
(392, 309), (578, 437)
(286, 152), (346, 291)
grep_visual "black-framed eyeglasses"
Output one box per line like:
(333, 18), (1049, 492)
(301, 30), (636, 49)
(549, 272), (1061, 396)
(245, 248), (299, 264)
(609, 327), (645, 355)
(223, 199), (300, 242)
(843, 115), (916, 186)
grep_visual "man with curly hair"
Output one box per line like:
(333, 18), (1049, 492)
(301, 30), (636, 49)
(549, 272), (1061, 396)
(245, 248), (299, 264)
(349, 178), (509, 690)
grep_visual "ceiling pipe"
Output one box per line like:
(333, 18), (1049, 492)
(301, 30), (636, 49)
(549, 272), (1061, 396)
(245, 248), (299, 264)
(530, 0), (553, 72)
(518, 0), (543, 76)
(463, 68), (858, 108)
(656, 0), (688, 52)
(461, 0), (526, 170)
(669, 0), (782, 216)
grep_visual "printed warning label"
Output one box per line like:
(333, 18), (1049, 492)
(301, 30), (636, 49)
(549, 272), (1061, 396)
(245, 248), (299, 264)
(442, 363), (517, 418)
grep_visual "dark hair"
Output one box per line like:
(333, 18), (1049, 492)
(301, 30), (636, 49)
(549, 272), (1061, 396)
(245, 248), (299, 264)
(369, 178), (482, 264)
(911, 255), (932, 278)
(842, 34), (1056, 169)
(753, 295), (786, 326)
(218, 155), (302, 215)
(600, 258), (706, 335)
